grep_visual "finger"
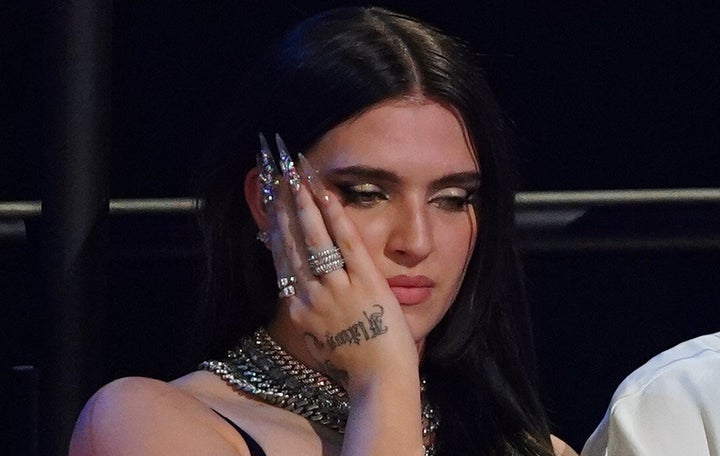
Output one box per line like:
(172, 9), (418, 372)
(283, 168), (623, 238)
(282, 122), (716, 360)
(276, 135), (348, 286)
(297, 187), (349, 285)
(257, 134), (306, 299)
(297, 153), (381, 284)
(257, 133), (281, 206)
(269, 177), (312, 289)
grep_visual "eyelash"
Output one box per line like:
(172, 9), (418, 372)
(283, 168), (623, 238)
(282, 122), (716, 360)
(338, 184), (477, 212)
(429, 193), (476, 212)
(338, 184), (388, 208)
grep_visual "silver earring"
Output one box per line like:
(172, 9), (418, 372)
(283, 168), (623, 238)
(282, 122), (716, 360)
(256, 230), (271, 248)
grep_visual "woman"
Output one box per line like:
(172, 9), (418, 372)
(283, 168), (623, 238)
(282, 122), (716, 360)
(70, 7), (576, 456)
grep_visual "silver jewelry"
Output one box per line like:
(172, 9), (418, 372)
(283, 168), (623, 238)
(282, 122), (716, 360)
(256, 230), (271, 247)
(308, 246), (345, 276)
(277, 276), (296, 298)
(199, 328), (438, 455)
(200, 328), (349, 431)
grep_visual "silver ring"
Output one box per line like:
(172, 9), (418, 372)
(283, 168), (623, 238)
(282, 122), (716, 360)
(277, 276), (296, 298)
(308, 246), (345, 276)
(277, 276), (296, 288)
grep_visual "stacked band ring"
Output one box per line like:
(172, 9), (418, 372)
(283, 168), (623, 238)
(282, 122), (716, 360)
(308, 246), (345, 276)
(277, 276), (296, 298)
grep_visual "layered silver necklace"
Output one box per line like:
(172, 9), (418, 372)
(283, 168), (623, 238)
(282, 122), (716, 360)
(200, 327), (439, 455)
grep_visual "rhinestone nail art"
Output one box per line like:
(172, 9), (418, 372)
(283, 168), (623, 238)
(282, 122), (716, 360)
(257, 132), (280, 204)
(276, 134), (301, 193)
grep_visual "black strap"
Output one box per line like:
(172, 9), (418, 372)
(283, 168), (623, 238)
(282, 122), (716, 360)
(212, 410), (268, 456)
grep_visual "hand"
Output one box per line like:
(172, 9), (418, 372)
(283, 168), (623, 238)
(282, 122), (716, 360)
(258, 133), (419, 395)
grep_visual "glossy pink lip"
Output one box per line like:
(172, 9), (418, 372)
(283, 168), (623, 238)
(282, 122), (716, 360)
(387, 275), (435, 306)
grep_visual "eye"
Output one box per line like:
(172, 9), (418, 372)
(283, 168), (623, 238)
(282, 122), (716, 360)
(429, 187), (476, 212)
(338, 183), (389, 208)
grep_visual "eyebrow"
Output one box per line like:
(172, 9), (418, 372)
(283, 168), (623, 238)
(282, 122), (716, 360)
(431, 172), (482, 191)
(323, 166), (481, 190)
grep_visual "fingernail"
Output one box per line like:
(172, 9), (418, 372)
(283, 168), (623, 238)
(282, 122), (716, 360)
(297, 153), (329, 202)
(257, 132), (279, 174)
(257, 132), (280, 205)
(276, 134), (301, 193)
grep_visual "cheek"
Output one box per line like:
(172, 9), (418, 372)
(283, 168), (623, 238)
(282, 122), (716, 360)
(434, 214), (477, 267)
(343, 206), (477, 269)
(344, 210), (388, 254)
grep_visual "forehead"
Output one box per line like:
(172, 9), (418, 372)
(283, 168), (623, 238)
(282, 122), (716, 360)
(306, 99), (478, 174)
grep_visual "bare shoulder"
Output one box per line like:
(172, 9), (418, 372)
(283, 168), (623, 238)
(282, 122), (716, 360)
(69, 376), (247, 456)
(551, 435), (579, 456)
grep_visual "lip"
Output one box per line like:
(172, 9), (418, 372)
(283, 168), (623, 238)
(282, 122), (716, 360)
(387, 275), (435, 306)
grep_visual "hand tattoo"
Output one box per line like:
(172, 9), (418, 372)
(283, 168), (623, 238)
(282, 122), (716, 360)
(325, 305), (388, 351)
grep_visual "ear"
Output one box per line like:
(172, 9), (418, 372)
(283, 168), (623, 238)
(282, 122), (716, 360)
(244, 167), (270, 231)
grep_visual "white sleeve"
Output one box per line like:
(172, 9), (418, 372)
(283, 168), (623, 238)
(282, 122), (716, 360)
(582, 333), (720, 456)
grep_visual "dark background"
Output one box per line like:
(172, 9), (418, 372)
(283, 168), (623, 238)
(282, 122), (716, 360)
(2, 1), (719, 455)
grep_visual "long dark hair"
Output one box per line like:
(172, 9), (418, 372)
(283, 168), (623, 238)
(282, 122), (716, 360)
(198, 7), (552, 455)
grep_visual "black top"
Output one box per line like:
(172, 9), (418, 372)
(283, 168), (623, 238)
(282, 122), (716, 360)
(213, 410), (267, 456)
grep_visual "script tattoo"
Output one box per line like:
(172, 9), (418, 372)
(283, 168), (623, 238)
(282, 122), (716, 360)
(325, 305), (388, 351)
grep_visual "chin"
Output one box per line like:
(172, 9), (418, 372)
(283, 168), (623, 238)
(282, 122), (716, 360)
(401, 312), (436, 347)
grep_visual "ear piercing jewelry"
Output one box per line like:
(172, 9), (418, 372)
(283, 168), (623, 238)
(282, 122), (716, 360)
(256, 230), (271, 247)
(277, 276), (297, 298)
(308, 246), (345, 276)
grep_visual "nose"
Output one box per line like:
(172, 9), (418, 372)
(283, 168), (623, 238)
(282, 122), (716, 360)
(385, 200), (433, 265)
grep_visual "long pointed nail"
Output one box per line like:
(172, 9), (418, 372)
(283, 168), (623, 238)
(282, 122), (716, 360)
(257, 132), (280, 204)
(257, 132), (280, 174)
(298, 153), (329, 202)
(276, 134), (301, 193)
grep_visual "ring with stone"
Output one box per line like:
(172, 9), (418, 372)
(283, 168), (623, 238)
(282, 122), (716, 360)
(277, 276), (297, 298)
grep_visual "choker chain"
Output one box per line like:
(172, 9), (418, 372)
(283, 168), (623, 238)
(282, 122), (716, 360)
(199, 327), (438, 455)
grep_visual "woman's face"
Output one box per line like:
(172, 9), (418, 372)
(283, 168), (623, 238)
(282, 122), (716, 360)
(305, 99), (479, 350)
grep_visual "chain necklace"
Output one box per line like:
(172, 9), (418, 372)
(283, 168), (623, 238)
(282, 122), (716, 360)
(200, 327), (439, 455)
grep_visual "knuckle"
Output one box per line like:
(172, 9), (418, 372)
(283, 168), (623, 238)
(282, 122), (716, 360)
(304, 232), (325, 249)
